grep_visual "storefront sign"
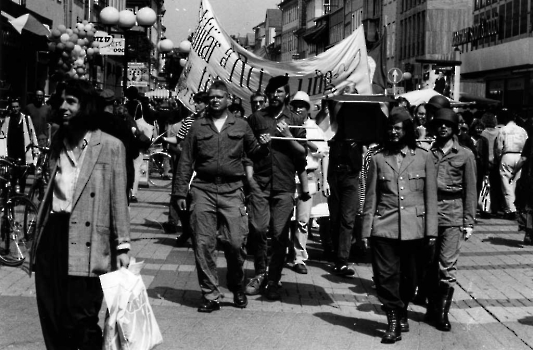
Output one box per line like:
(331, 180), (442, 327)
(128, 62), (148, 87)
(452, 17), (499, 46)
(99, 38), (125, 56)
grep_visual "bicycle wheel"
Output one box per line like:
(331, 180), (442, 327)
(0, 196), (36, 267)
(148, 152), (172, 188)
(9, 196), (37, 249)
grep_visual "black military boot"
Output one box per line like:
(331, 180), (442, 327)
(382, 309), (402, 344)
(399, 306), (409, 332)
(436, 285), (454, 331)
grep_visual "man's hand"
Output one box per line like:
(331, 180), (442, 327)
(276, 120), (292, 137)
(177, 198), (187, 211)
(361, 238), (370, 251)
(463, 227), (474, 240)
(258, 133), (271, 145)
(116, 252), (130, 269)
(427, 237), (436, 247)
(322, 180), (330, 197)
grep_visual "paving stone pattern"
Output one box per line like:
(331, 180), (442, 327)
(2, 185), (533, 349)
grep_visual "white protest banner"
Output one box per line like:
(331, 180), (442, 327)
(176, 0), (372, 115)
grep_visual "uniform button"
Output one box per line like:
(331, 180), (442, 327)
(400, 196), (404, 200)
(90, 192), (95, 198)
(400, 187), (404, 190)
(86, 242), (91, 247)
(400, 177), (403, 180)
(85, 221), (90, 227)
(400, 206), (404, 209)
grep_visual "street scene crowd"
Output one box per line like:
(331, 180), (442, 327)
(0, 71), (531, 349)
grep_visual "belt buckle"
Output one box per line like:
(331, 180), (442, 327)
(214, 176), (223, 184)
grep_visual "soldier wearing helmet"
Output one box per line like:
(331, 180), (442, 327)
(425, 108), (476, 332)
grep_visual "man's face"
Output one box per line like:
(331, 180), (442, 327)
(10, 102), (20, 116)
(267, 87), (287, 108)
(59, 91), (81, 127)
(290, 101), (309, 119)
(387, 121), (406, 144)
(194, 100), (206, 114)
(208, 89), (229, 113)
(435, 120), (454, 141)
(35, 90), (44, 104)
(251, 96), (266, 113)
(416, 106), (427, 126)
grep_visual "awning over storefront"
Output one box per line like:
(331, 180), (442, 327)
(145, 89), (173, 99)
(459, 92), (501, 106)
(303, 23), (327, 43)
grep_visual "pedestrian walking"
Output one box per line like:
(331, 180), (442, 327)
(426, 108), (477, 332)
(30, 79), (131, 350)
(173, 80), (269, 312)
(245, 75), (307, 300)
(362, 108), (438, 344)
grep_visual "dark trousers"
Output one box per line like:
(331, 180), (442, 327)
(35, 214), (104, 350)
(328, 170), (359, 264)
(248, 183), (294, 283)
(371, 237), (424, 311)
(189, 187), (248, 300)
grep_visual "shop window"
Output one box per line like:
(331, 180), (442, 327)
(519, 0), (528, 34)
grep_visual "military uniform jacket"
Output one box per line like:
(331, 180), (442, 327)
(362, 146), (438, 240)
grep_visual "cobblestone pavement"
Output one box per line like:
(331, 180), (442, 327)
(2, 185), (533, 349)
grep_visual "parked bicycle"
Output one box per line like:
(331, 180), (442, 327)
(0, 157), (39, 267)
(27, 144), (50, 210)
(147, 134), (173, 188)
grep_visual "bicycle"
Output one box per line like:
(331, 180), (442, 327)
(0, 157), (39, 267)
(27, 145), (50, 210)
(147, 135), (173, 188)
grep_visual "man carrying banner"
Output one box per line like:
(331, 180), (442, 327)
(245, 76), (307, 300)
(173, 80), (270, 312)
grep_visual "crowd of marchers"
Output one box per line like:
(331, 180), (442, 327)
(2, 77), (530, 348)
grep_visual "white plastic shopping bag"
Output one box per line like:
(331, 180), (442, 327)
(478, 176), (491, 214)
(100, 258), (163, 350)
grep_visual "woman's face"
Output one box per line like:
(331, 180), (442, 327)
(416, 106), (427, 126)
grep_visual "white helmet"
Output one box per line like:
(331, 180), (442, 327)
(290, 91), (311, 110)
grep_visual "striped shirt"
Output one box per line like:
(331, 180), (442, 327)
(359, 145), (381, 214)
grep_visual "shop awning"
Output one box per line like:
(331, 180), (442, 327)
(145, 89), (173, 99)
(9, 13), (50, 36)
(459, 92), (501, 106)
(303, 23), (327, 43)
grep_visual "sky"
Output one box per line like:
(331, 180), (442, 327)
(163, 0), (280, 44)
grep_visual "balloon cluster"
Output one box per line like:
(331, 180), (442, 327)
(47, 20), (99, 80)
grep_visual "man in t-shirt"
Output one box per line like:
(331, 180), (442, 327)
(23, 90), (51, 145)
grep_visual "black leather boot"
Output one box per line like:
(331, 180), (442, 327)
(382, 309), (402, 344)
(436, 285), (454, 331)
(399, 306), (409, 332)
(425, 296), (438, 323)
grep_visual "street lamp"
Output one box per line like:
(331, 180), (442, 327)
(99, 6), (158, 95)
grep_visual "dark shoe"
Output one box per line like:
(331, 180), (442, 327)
(233, 291), (248, 308)
(504, 212), (518, 220)
(333, 263), (355, 276)
(245, 273), (266, 296)
(175, 233), (190, 247)
(130, 196), (138, 203)
(293, 263), (308, 274)
(382, 309), (402, 344)
(412, 286), (427, 306)
(162, 221), (179, 234)
(425, 298), (438, 323)
(399, 308), (409, 332)
(264, 281), (281, 300)
(436, 285), (454, 332)
(197, 298), (220, 313)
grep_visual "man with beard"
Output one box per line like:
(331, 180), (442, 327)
(427, 108), (476, 332)
(24, 89), (52, 145)
(173, 80), (269, 312)
(362, 107), (437, 344)
(245, 76), (307, 300)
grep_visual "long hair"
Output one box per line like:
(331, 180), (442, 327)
(50, 79), (100, 159)
(383, 117), (417, 151)
(63, 79), (100, 131)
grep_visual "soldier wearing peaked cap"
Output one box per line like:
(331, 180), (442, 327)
(362, 107), (438, 344)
